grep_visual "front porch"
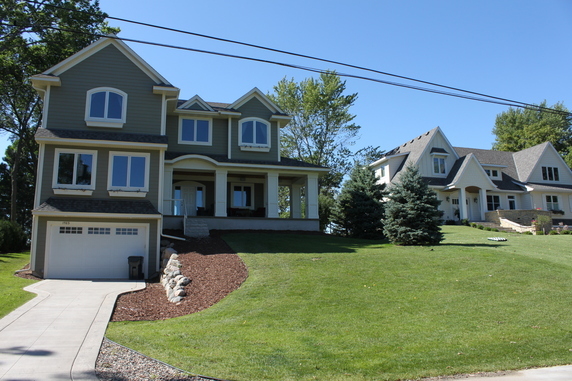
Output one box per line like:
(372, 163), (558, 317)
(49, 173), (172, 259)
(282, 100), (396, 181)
(163, 215), (320, 232)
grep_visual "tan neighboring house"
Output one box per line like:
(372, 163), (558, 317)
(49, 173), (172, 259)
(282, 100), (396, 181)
(29, 36), (328, 280)
(370, 127), (572, 225)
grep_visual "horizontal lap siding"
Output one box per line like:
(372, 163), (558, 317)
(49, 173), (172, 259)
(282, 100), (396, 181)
(165, 115), (228, 155)
(40, 144), (162, 209)
(231, 98), (280, 162)
(33, 216), (159, 278)
(47, 45), (162, 135)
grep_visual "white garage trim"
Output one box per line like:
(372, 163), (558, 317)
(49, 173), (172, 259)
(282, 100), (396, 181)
(45, 221), (149, 279)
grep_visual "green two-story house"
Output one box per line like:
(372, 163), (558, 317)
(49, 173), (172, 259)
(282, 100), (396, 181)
(30, 36), (327, 280)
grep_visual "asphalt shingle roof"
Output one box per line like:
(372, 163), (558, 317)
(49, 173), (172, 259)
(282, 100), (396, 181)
(35, 128), (168, 145)
(34, 198), (160, 215)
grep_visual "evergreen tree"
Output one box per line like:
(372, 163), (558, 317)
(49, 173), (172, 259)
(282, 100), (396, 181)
(332, 164), (386, 239)
(383, 164), (444, 245)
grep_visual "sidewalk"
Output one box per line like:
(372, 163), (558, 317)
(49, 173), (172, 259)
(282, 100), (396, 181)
(0, 280), (145, 381)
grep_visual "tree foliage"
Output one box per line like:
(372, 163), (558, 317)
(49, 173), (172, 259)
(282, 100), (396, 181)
(0, 0), (116, 227)
(383, 164), (444, 245)
(332, 164), (386, 239)
(269, 72), (383, 230)
(492, 101), (572, 167)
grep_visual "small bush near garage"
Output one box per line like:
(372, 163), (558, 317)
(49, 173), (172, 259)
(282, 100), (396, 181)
(0, 220), (28, 253)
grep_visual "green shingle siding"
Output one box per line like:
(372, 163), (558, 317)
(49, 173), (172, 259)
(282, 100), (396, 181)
(165, 115), (228, 155)
(47, 45), (162, 135)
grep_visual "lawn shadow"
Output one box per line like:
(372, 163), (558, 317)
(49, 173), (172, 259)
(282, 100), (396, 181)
(219, 231), (389, 255)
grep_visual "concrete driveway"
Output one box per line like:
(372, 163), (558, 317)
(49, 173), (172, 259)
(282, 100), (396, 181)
(0, 280), (144, 381)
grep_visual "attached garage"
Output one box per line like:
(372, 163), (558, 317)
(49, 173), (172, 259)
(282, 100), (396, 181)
(45, 221), (149, 279)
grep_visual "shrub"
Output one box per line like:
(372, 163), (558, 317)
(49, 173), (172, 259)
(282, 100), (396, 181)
(470, 223), (477, 228)
(536, 231), (545, 235)
(523, 231), (533, 235)
(484, 227), (492, 231)
(460, 219), (470, 226)
(549, 230), (559, 235)
(561, 230), (572, 235)
(0, 220), (28, 253)
(477, 225), (484, 230)
(444, 220), (457, 225)
(492, 228), (499, 232)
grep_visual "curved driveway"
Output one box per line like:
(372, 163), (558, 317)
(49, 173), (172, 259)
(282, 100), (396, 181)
(0, 280), (144, 380)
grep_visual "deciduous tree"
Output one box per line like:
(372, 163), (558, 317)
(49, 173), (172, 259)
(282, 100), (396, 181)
(492, 101), (572, 167)
(0, 0), (116, 227)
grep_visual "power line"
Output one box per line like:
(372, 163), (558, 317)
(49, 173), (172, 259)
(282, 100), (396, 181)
(9, 2), (572, 116)
(19, 0), (569, 116)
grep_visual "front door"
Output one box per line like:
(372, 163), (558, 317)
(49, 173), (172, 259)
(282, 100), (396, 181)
(173, 181), (205, 216)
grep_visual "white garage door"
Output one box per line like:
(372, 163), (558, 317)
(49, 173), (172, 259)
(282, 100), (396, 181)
(46, 221), (148, 279)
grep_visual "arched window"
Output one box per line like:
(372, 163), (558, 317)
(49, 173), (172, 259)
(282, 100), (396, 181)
(239, 117), (270, 151)
(85, 87), (127, 127)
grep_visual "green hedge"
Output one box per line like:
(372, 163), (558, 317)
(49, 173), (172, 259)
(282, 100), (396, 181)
(0, 220), (28, 253)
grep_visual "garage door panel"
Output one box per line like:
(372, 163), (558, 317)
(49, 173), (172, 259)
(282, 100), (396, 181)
(46, 222), (148, 279)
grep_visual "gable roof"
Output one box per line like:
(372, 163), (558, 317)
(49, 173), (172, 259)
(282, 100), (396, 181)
(512, 142), (550, 182)
(34, 36), (173, 86)
(229, 88), (289, 117)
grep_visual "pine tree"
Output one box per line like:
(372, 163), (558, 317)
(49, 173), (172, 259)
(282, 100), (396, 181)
(383, 164), (444, 245)
(332, 164), (386, 239)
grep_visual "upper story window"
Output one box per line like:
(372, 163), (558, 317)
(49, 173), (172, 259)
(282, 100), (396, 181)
(433, 156), (446, 175)
(53, 149), (97, 195)
(542, 166), (560, 181)
(179, 118), (212, 145)
(485, 169), (500, 179)
(108, 152), (149, 196)
(239, 118), (270, 152)
(85, 87), (127, 128)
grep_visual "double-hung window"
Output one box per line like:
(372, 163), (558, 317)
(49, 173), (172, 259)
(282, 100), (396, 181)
(232, 184), (253, 208)
(433, 156), (446, 175)
(108, 152), (149, 195)
(179, 118), (211, 145)
(239, 118), (270, 151)
(542, 166), (560, 181)
(487, 195), (501, 211)
(546, 195), (560, 211)
(53, 149), (97, 194)
(85, 87), (127, 128)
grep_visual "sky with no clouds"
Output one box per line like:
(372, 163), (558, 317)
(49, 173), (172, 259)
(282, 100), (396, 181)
(4, 0), (571, 159)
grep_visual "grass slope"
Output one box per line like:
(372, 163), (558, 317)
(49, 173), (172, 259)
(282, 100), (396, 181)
(0, 252), (37, 319)
(107, 227), (572, 381)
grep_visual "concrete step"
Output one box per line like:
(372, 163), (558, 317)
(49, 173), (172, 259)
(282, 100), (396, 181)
(476, 222), (516, 233)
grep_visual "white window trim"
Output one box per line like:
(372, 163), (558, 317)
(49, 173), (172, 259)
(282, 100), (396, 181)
(431, 155), (447, 176)
(107, 151), (150, 195)
(485, 168), (501, 179)
(544, 194), (560, 211)
(507, 195), (517, 209)
(231, 182), (255, 209)
(541, 166), (560, 182)
(178, 117), (212, 146)
(52, 148), (97, 194)
(85, 87), (128, 128)
(239, 117), (271, 151)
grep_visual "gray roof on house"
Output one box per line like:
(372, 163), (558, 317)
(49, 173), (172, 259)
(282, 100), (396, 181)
(165, 152), (328, 169)
(526, 182), (572, 192)
(454, 147), (519, 179)
(34, 198), (160, 215)
(35, 128), (168, 145)
(382, 127), (439, 163)
(513, 143), (549, 181)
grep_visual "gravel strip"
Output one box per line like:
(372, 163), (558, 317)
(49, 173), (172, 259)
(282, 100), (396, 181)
(96, 338), (225, 381)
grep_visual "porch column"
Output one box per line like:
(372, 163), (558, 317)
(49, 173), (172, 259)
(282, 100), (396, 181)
(459, 188), (468, 220)
(215, 169), (228, 217)
(266, 172), (279, 218)
(163, 167), (173, 214)
(479, 189), (488, 221)
(306, 173), (319, 219)
(291, 184), (302, 218)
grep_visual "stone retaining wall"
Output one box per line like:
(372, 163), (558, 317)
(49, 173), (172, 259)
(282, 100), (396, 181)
(485, 210), (552, 226)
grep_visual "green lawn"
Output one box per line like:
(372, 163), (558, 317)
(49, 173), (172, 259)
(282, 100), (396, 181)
(0, 251), (37, 319)
(107, 227), (572, 381)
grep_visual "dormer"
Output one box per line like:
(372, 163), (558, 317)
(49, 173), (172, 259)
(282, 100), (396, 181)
(430, 147), (450, 176)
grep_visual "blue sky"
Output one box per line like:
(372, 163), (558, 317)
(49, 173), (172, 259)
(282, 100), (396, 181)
(3, 0), (571, 157)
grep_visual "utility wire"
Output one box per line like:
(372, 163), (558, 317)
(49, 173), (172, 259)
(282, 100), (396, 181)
(20, 0), (569, 116)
